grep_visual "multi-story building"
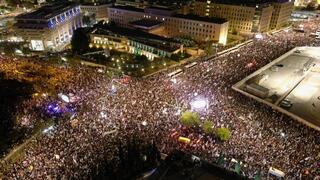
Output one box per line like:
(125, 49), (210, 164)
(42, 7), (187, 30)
(294, 0), (320, 6)
(193, 1), (273, 33)
(80, 3), (112, 21)
(14, 2), (82, 51)
(193, 0), (293, 33)
(90, 25), (183, 60)
(270, 0), (294, 30)
(108, 6), (229, 45)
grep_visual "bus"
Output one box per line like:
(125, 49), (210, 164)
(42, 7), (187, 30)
(168, 68), (183, 77)
(185, 62), (197, 69)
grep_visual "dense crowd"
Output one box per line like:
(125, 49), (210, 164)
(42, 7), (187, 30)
(1, 18), (320, 179)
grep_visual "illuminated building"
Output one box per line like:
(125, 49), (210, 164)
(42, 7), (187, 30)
(193, 1), (274, 33)
(108, 6), (229, 45)
(80, 3), (112, 21)
(192, 0), (293, 33)
(270, 1), (294, 30)
(14, 2), (82, 51)
(294, 0), (319, 6)
(90, 26), (183, 60)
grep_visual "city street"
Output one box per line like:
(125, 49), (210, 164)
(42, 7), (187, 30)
(0, 16), (320, 179)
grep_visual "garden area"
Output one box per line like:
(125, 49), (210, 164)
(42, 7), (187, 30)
(80, 48), (186, 77)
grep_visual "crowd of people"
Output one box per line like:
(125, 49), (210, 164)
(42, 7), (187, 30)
(1, 17), (320, 179)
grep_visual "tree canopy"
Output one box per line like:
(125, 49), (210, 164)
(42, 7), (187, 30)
(216, 127), (232, 141)
(202, 120), (214, 134)
(180, 111), (200, 127)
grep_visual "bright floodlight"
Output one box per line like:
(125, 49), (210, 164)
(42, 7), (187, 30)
(58, 93), (70, 103)
(60, 94), (70, 103)
(190, 98), (208, 110)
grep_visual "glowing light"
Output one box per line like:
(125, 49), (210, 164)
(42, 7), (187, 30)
(43, 125), (55, 134)
(190, 98), (208, 110)
(61, 57), (67, 61)
(59, 93), (70, 103)
(97, 69), (104, 73)
(255, 33), (263, 39)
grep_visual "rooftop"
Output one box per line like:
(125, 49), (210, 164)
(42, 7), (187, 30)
(233, 46), (320, 131)
(92, 24), (180, 52)
(146, 151), (247, 180)
(109, 5), (145, 13)
(146, 6), (174, 11)
(130, 19), (163, 28)
(173, 14), (227, 24)
(16, 2), (78, 20)
(80, 2), (112, 6)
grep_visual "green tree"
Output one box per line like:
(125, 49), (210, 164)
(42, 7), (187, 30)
(202, 120), (214, 134)
(71, 28), (90, 54)
(180, 111), (200, 127)
(215, 127), (231, 141)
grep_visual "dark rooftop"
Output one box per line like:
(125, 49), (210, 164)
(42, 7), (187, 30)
(16, 2), (78, 20)
(146, 151), (248, 180)
(130, 19), (163, 28)
(173, 14), (227, 24)
(110, 5), (145, 13)
(80, 2), (112, 6)
(147, 6), (174, 11)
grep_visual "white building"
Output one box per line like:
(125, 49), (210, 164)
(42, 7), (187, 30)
(108, 6), (229, 45)
(80, 3), (112, 21)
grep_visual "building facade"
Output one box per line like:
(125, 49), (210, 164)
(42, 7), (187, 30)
(270, 1), (294, 30)
(14, 2), (82, 51)
(80, 3), (112, 21)
(193, 1), (273, 33)
(90, 27), (182, 60)
(108, 6), (229, 45)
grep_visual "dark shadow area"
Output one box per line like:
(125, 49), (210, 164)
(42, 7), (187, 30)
(91, 138), (161, 180)
(0, 72), (34, 155)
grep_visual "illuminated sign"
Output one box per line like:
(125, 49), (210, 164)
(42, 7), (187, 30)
(30, 40), (44, 51)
